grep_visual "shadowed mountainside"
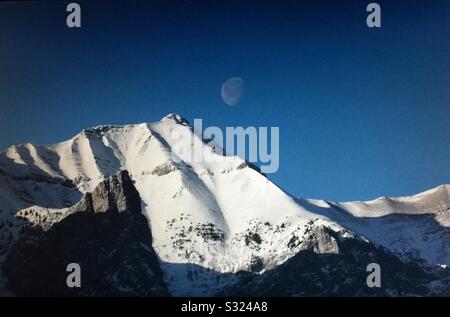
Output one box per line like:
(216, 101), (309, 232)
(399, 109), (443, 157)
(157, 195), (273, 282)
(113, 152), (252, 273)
(3, 171), (169, 296)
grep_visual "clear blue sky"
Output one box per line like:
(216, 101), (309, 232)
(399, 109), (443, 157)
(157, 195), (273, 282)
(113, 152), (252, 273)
(0, 0), (449, 201)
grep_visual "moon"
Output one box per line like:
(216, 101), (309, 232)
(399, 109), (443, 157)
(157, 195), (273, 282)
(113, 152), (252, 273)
(221, 77), (244, 106)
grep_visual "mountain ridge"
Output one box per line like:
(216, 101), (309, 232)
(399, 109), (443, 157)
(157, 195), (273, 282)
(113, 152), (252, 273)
(0, 114), (449, 296)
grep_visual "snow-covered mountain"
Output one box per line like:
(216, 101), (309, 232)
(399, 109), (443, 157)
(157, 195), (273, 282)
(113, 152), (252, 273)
(0, 114), (449, 296)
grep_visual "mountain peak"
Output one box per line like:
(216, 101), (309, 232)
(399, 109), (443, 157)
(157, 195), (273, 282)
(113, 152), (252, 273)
(160, 113), (189, 125)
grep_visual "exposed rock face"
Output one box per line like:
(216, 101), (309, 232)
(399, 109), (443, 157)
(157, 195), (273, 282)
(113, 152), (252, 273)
(3, 171), (169, 296)
(301, 225), (340, 254)
(78, 170), (141, 214)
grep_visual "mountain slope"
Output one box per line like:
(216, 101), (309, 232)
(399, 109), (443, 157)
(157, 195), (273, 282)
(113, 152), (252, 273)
(0, 114), (449, 296)
(219, 224), (450, 296)
(303, 185), (450, 266)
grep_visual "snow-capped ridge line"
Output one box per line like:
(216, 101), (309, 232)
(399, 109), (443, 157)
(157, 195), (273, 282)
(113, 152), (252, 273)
(1, 113), (450, 296)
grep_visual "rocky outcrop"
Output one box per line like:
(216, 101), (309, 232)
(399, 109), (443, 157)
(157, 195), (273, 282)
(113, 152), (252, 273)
(301, 225), (340, 254)
(76, 170), (141, 214)
(3, 171), (169, 296)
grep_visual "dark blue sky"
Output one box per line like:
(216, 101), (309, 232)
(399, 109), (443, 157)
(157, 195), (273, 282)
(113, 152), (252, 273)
(1, 0), (449, 201)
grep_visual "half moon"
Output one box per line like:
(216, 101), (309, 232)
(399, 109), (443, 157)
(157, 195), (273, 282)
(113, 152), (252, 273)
(221, 77), (244, 106)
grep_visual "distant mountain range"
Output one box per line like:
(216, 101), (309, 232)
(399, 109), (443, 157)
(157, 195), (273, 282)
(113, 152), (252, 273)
(0, 114), (449, 296)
